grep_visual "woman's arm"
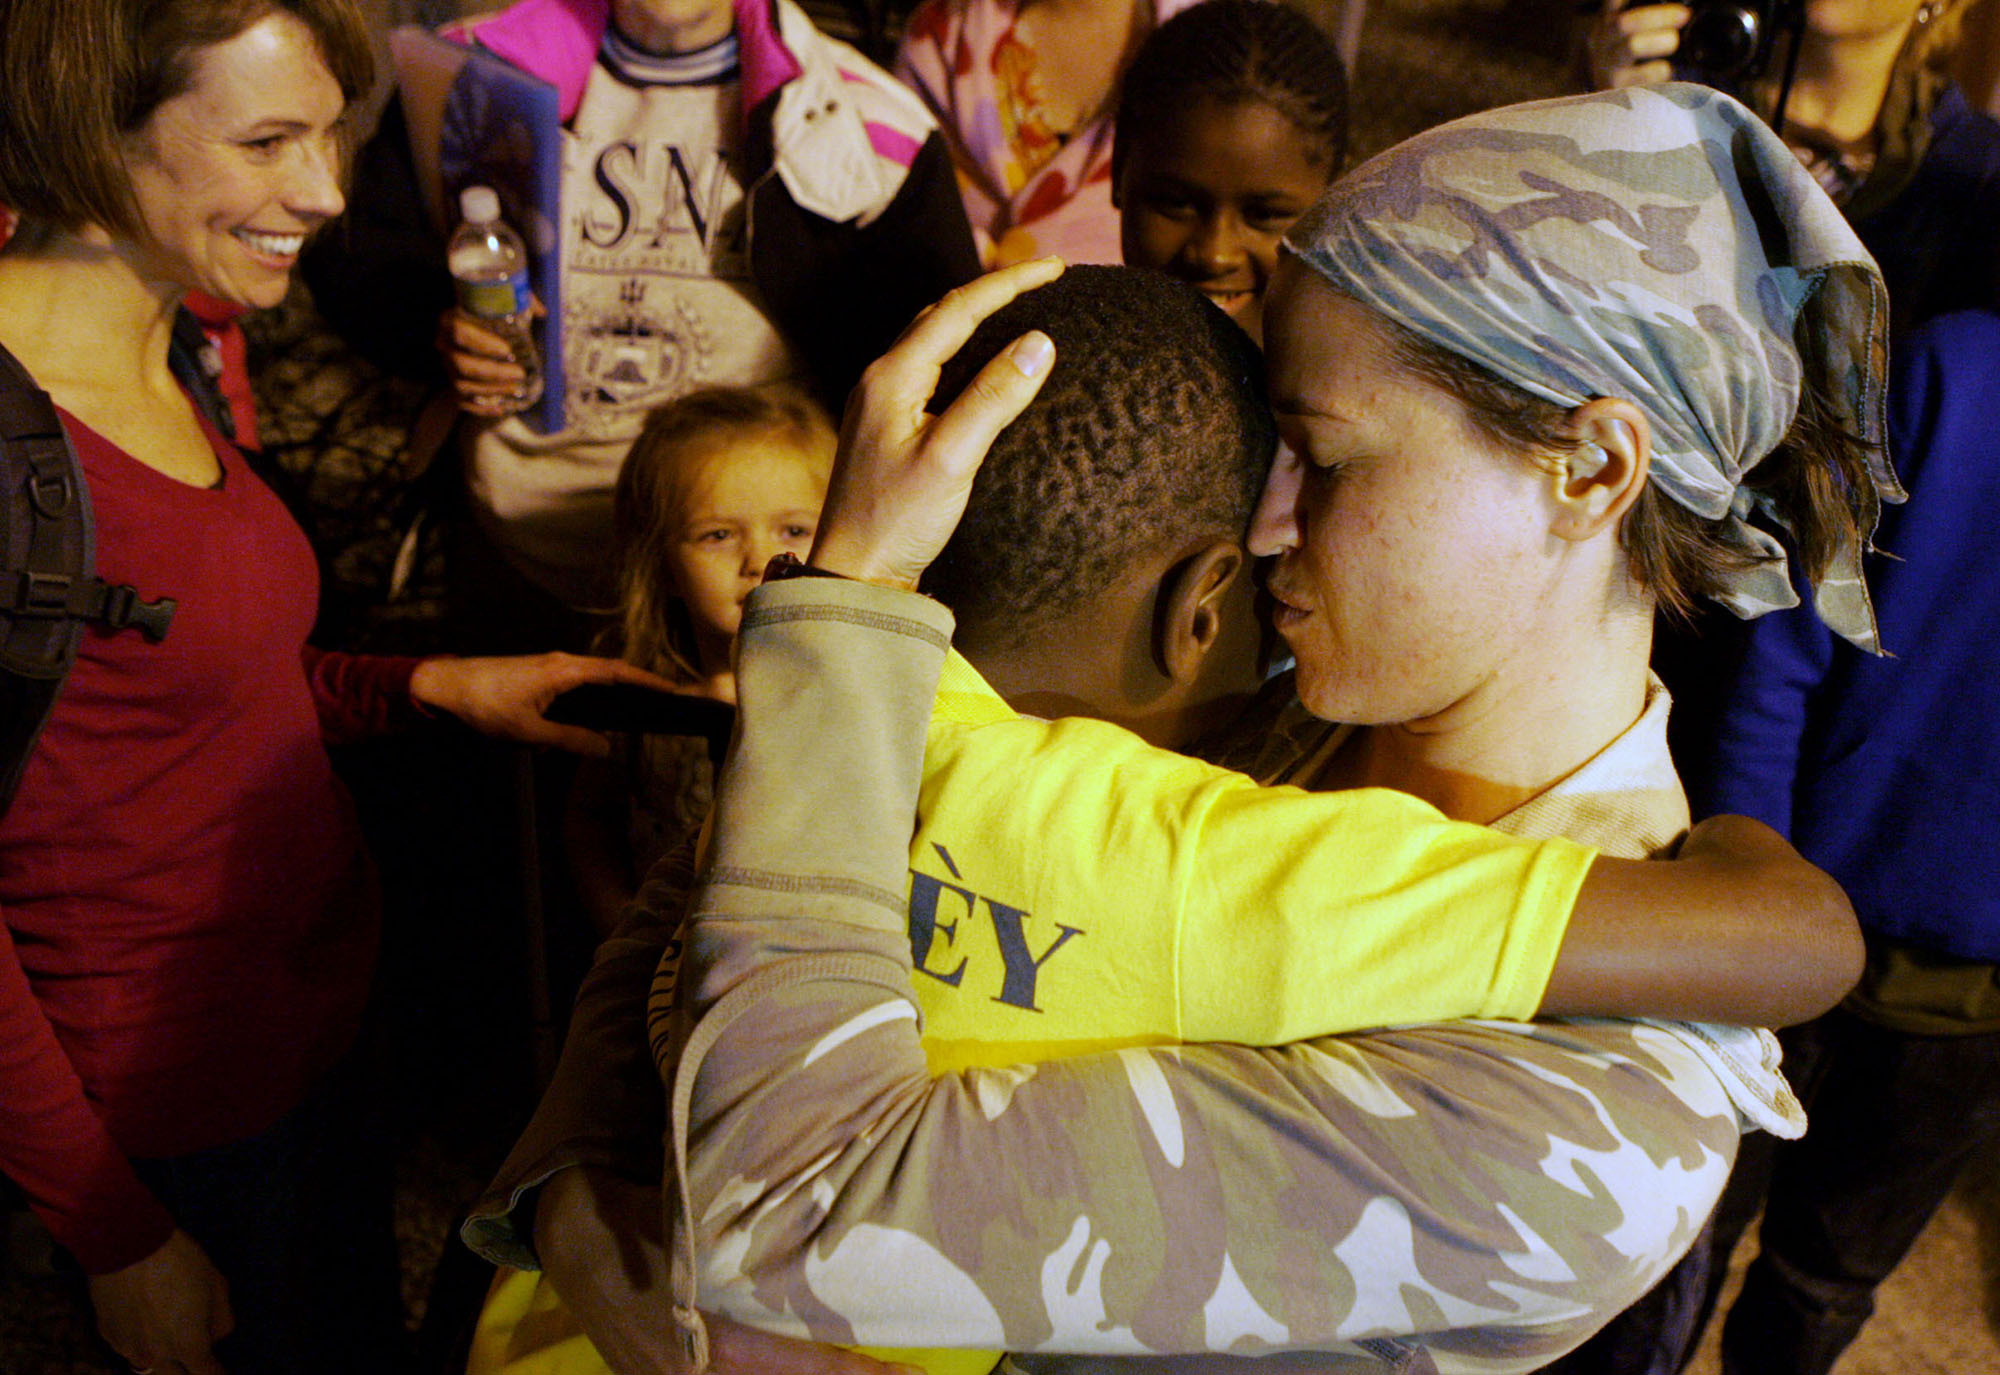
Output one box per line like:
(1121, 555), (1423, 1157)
(302, 647), (426, 746)
(462, 840), (905, 1375)
(406, 652), (679, 756)
(0, 922), (175, 1272)
(307, 644), (683, 757)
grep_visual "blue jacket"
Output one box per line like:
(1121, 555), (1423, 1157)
(1855, 83), (2000, 334)
(1693, 310), (2000, 960)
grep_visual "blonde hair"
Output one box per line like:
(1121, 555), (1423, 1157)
(609, 384), (836, 681)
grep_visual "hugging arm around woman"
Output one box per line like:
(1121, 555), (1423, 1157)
(653, 262), (1755, 1369)
(664, 575), (1756, 1372)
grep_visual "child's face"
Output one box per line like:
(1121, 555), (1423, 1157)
(1118, 98), (1334, 344)
(665, 439), (827, 655)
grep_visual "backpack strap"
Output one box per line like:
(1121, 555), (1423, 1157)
(0, 340), (176, 815)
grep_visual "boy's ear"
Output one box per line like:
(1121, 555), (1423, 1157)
(1550, 399), (1651, 543)
(1156, 540), (1248, 684)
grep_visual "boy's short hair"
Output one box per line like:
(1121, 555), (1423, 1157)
(924, 266), (1275, 645)
(0, 0), (374, 240)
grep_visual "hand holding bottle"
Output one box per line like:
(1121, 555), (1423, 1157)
(437, 296), (546, 418)
(446, 185), (544, 418)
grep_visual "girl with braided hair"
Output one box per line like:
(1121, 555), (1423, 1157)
(1113, 0), (1349, 342)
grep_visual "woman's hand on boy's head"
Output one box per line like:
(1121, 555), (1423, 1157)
(409, 653), (681, 758)
(809, 258), (1063, 591)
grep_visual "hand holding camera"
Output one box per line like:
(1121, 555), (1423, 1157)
(1585, 1), (1692, 88)
(1585, 0), (1804, 98)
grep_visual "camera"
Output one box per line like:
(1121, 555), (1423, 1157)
(1665, 0), (1805, 88)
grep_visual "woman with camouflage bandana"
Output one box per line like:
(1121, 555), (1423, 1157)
(665, 83), (1897, 1372)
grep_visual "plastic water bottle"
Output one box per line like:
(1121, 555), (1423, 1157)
(448, 185), (543, 413)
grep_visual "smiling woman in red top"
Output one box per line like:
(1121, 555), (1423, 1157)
(0, 4), (673, 1371)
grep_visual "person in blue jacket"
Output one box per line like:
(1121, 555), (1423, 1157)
(1680, 306), (2000, 1372)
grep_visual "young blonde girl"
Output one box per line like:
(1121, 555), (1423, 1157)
(565, 385), (835, 935)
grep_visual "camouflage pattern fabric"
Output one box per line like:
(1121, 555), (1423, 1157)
(663, 580), (1800, 1373)
(1284, 83), (1902, 651)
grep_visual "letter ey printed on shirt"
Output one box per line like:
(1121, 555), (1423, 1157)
(907, 842), (1093, 1070)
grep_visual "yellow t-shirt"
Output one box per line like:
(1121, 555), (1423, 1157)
(470, 654), (1595, 1375)
(911, 652), (1591, 1070)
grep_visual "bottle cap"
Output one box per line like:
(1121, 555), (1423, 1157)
(459, 185), (500, 224)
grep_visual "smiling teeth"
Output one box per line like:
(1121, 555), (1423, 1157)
(235, 230), (304, 256)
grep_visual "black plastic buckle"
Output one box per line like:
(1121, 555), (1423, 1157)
(99, 584), (177, 642)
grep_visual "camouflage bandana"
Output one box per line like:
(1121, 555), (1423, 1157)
(1284, 82), (1903, 652)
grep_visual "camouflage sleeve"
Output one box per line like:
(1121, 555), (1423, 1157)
(670, 580), (1741, 1371)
